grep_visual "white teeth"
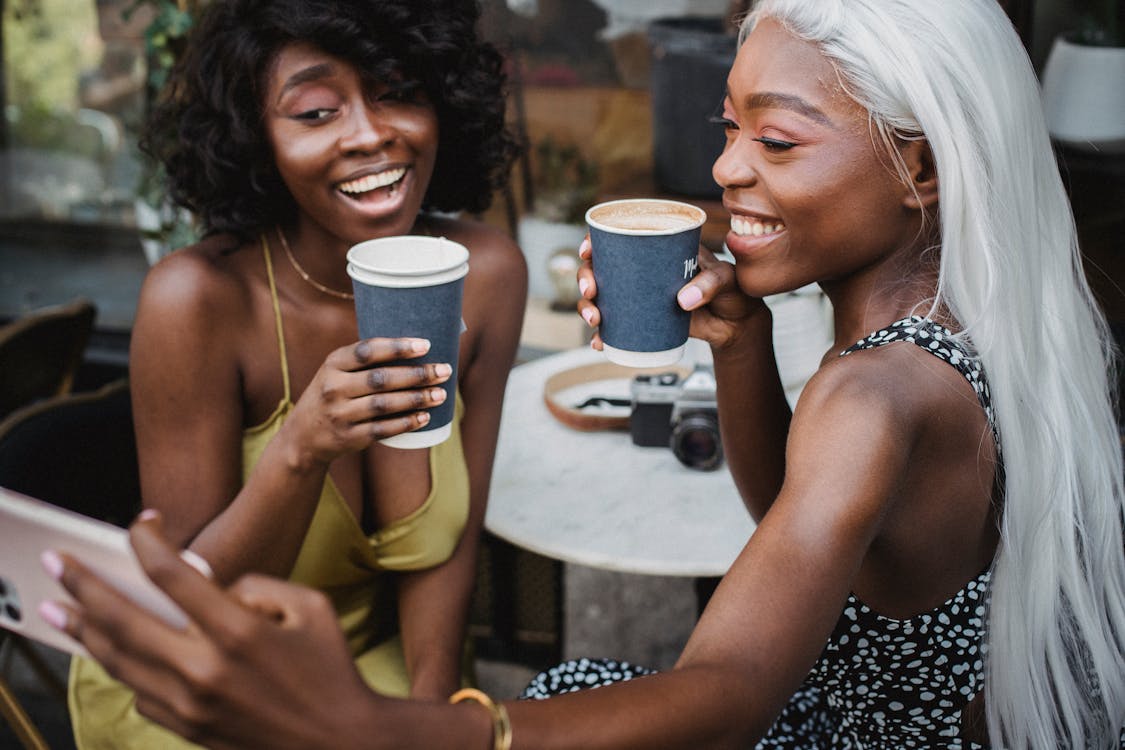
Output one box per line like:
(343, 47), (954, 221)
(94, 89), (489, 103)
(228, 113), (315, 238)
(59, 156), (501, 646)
(731, 217), (785, 237)
(338, 167), (406, 194)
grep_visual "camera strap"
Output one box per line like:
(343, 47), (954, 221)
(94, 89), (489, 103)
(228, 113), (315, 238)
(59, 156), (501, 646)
(543, 361), (634, 432)
(542, 361), (690, 432)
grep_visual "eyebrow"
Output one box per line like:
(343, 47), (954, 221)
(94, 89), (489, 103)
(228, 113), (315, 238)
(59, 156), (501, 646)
(742, 91), (835, 128)
(277, 63), (336, 101)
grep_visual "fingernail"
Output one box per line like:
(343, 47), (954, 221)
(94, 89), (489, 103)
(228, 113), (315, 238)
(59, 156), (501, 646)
(138, 508), (160, 522)
(38, 601), (68, 630)
(41, 550), (63, 581)
(434, 363), (452, 378)
(677, 286), (703, 309)
(430, 387), (448, 402)
(579, 237), (591, 257)
(179, 549), (214, 579)
(581, 308), (596, 326)
(413, 339), (431, 353)
(417, 412), (431, 425)
(578, 278), (590, 297)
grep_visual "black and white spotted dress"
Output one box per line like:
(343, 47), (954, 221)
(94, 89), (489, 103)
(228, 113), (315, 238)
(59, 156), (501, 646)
(746, 316), (996, 749)
(522, 317), (999, 748)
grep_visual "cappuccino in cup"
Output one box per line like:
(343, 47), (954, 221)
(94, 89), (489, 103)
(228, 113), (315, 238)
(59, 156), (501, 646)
(585, 198), (706, 367)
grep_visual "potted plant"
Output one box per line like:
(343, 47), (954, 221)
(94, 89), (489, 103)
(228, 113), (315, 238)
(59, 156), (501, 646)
(517, 136), (599, 309)
(125, 0), (202, 263)
(1040, 0), (1125, 153)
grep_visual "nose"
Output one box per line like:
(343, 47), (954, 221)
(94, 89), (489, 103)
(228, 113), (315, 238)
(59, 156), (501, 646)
(338, 102), (396, 155)
(711, 135), (757, 191)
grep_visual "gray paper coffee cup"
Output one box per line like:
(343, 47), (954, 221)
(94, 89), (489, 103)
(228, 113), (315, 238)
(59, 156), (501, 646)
(586, 198), (706, 367)
(346, 236), (469, 449)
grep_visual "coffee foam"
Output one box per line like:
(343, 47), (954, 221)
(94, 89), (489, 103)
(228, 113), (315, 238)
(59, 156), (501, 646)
(588, 200), (705, 233)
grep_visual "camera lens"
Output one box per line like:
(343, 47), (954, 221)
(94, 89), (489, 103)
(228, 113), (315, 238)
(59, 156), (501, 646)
(670, 413), (723, 471)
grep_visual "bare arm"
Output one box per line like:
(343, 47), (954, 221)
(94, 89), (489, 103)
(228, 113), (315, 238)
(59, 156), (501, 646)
(51, 355), (917, 749)
(395, 225), (528, 699)
(682, 256), (792, 520)
(131, 247), (449, 584)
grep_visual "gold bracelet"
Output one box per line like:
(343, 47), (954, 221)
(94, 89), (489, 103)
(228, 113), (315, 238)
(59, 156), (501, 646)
(450, 688), (512, 750)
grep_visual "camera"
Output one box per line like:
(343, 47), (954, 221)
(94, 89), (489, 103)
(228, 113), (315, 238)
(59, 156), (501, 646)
(630, 365), (723, 471)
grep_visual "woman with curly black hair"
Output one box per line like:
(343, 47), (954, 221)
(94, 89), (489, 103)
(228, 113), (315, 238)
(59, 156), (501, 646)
(66, 2), (526, 748)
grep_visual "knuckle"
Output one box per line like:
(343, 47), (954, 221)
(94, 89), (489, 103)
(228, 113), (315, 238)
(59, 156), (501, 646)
(169, 696), (212, 741)
(369, 418), (410, 440)
(366, 368), (388, 390)
(216, 617), (259, 652)
(299, 587), (334, 617)
(319, 381), (339, 403)
(369, 394), (390, 415)
(143, 555), (181, 589)
(182, 653), (225, 692)
(353, 340), (371, 361)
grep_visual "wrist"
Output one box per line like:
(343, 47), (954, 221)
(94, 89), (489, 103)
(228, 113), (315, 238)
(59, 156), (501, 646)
(273, 419), (331, 476)
(710, 305), (773, 359)
(450, 689), (512, 750)
(327, 686), (393, 750)
(343, 694), (494, 750)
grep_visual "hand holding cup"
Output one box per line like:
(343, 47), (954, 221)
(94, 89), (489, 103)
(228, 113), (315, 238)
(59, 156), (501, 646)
(346, 236), (469, 449)
(582, 199), (706, 367)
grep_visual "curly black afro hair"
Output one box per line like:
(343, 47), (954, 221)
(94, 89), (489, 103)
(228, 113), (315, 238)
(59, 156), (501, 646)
(142, 0), (518, 241)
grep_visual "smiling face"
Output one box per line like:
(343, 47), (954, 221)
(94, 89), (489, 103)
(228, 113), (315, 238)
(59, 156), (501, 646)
(714, 19), (932, 306)
(264, 42), (439, 250)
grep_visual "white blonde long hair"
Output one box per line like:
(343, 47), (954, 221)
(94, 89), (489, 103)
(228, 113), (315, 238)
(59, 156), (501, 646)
(742, 0), (1125, 747)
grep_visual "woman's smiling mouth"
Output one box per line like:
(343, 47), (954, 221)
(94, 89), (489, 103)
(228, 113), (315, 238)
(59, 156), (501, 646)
(337, 167), (407, 200)
(731, 215), (786, 237)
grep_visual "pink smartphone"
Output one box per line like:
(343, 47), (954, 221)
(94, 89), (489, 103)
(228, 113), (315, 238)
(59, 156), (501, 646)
(0, 486), (194, 656)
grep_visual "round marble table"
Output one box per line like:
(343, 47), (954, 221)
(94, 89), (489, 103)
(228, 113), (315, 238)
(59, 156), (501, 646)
(486, 345), (756, 578)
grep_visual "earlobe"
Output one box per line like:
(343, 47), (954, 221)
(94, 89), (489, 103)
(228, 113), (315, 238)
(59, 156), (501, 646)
(900, 139), (939, 211)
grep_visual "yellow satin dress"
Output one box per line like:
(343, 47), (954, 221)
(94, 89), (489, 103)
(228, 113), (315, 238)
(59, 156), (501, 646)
(68, 237), (472, 750)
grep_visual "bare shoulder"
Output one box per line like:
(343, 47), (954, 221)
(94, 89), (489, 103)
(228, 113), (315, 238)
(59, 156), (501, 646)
(786, 339), (985, 499)
(795, 340), (964, 434)
(138, 234), (260, 324)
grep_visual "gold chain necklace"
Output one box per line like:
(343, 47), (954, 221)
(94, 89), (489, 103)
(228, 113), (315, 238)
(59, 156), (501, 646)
(276, 227), (354, 301)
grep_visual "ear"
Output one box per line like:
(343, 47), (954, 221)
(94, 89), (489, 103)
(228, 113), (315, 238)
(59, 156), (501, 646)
(899, 138), (939, 211)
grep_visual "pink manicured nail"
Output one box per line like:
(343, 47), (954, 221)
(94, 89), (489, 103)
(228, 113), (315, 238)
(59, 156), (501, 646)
(41, 550), (63, 581)
(581, 308), (596, 326)
(38, 601), (67, 630)
(578, 278), (590, 297)
(677, 286), (703, 309)
(138, 508), (160, 522)
(579, 237), (591, 257)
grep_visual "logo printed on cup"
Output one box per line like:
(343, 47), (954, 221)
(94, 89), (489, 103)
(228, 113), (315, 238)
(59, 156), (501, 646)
(585, 198), (707, 368)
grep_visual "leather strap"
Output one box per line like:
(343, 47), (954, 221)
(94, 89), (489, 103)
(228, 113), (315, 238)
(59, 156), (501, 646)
(542, 360), (689, 432)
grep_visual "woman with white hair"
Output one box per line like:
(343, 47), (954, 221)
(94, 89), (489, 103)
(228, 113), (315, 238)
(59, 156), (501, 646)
(43, 0), (1125, 747)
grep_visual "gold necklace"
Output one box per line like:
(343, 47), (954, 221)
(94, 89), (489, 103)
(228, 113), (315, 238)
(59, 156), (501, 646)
(276, 227), (354, 300)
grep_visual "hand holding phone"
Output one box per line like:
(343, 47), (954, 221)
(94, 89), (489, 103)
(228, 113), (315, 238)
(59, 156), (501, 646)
(0, 487), (203, 655)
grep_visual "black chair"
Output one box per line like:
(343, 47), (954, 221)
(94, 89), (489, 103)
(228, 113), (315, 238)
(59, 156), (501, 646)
(0, 378), (140, 529)
(0, 299), (97, 422)
(0, 378), (140, 749)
